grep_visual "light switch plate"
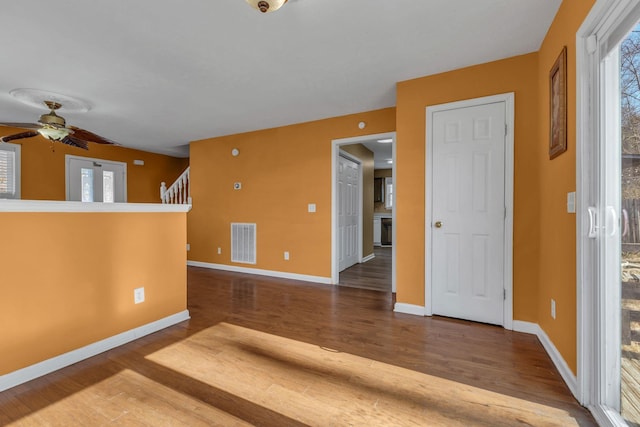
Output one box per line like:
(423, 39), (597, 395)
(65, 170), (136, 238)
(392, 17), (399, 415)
(308, 203), (316, 213)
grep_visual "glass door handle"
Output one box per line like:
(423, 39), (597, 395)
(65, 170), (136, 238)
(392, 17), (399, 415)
(587, 207), (598, 238)
(606, 206), (617, 237)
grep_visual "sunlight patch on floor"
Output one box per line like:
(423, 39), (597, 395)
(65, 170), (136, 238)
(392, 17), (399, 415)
(146, 322), (581, 426)
(11, 368), (250, 427)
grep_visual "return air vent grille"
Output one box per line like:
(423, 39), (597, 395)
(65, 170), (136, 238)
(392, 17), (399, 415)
(231, 223), (256, 264)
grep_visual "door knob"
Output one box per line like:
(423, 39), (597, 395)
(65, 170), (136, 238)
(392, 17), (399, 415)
(435, 221), (443, 228)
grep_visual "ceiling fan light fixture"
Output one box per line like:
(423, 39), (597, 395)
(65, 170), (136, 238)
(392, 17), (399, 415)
(37, 126), (71, 141)
(246, 0), (287, 13)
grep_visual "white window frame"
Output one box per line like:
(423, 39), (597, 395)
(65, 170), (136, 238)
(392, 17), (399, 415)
(0, 142), (21, 199)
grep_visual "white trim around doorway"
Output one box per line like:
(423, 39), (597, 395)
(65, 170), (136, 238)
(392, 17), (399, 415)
(331, 132), (397, 290)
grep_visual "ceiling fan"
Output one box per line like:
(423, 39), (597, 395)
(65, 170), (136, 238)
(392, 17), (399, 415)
(0, 101), (117, 150)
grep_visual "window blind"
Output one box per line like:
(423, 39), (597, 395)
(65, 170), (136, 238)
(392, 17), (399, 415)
(0, 149), (16, 197)
(0, 143), (20, 199)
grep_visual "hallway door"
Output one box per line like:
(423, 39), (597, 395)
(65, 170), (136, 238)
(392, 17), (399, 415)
(338, 153), (360, 272)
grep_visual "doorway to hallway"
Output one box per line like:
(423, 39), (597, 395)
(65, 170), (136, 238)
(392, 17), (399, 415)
(331, 132), (396, 294)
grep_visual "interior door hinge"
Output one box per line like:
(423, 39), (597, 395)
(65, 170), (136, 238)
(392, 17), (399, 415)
(504, 124), (507, 137)
(504, 289), (506, 300)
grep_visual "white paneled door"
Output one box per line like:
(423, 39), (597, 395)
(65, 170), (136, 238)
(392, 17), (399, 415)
(338, 154), (360, 272)
(431, 101), (506, 325)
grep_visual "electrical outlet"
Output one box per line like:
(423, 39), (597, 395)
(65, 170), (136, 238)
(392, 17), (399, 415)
(284, 251), (290, 260)
(217, 247), (222, 255)
(308, 203), (316, 213)
(551, 299), (556, 319)
(134, 287), (145, 304)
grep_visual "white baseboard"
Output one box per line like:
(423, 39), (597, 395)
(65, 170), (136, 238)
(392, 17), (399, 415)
(187, 260), (332, 285)
(512, 320), (540, 335)
(361, 253), (376, 263)
(0, 310), (190, 393)
(512, 320), (578, 400)
(394, 303), (426, 316)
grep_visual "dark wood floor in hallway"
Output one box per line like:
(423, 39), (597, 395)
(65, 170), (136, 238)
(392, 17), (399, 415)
(339, 246), (392, 292)
(0, 267), (596, 426)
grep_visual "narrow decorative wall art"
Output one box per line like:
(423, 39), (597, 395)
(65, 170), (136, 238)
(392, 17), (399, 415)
(549, 46), (567, 159)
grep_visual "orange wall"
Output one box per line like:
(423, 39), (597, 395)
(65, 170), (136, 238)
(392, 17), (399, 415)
(0, 128), (188, 203)
(535, 0), (595, 374)
(395, 0), (595, 374)
(0, 211), (187, 374)
(341, 143), (375, 258)
(188, 108), (395, 278)
(395, 53), (541, 322)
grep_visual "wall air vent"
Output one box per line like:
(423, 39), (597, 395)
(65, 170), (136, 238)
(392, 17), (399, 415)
(231, 223), (257, 264)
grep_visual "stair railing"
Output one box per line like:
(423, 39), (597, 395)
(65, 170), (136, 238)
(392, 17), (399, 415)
(161, 167), (191, 204)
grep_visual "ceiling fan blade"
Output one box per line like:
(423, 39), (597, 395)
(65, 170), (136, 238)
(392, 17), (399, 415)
(69, 126), (118, 145)
(61, 135), (89, 150)
(0, 122), (41, 130)
(0, 130), (39, 143)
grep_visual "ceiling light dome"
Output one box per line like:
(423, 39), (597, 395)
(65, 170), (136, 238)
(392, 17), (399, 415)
(246, 0), (287, 13)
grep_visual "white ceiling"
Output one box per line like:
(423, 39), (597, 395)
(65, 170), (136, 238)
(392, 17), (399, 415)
(0, 0), (561, 158)
(361, 140), (393, 170)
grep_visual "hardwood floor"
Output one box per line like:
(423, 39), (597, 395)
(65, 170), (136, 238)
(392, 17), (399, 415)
(0, 267), (596, 426)
(339, 246), (392, 292)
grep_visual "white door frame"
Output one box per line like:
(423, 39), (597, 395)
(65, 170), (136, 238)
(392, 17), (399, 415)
(331, 132), (397, 290)
(425, 93), (514, 329)
(577, 0), (640, 423)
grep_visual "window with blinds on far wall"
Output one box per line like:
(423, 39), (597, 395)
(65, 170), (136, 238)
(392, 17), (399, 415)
(0, 143), (21, 199)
